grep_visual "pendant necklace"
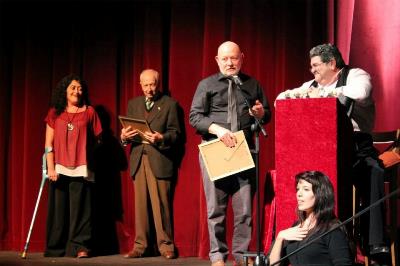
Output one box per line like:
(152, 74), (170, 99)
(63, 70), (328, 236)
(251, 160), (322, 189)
(66, 106), (79, 131)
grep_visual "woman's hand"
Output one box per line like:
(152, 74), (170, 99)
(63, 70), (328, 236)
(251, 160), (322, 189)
(47, 168), (58, 181)
(270, 224), (309, 265)
(277, 224), (309, 241)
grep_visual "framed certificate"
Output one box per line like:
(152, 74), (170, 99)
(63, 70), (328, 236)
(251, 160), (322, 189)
(118, 115), (153, 144)
(198, 130), (255, 181)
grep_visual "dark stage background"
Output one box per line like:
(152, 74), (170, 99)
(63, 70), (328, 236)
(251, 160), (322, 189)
(0, 0), (399, 259)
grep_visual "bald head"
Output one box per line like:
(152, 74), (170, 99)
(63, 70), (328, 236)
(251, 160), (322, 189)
(215, 41), (244, 76)
(140, 69), (159, 84)
(217, 41), (241, 55)
(140, 69), (159, 100)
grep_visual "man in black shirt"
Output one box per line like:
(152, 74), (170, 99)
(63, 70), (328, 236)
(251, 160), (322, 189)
(189, 41), (271, 266)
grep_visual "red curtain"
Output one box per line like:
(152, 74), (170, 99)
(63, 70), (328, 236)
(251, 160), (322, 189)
(336, 0), (400, 130)
(0, 0), (399, 258)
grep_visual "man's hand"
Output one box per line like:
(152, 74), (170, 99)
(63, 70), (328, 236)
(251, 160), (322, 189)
(143, 131), (163, 144)
(219, 131), (237, 148)
(307, 86), (320, 98)
(249, 100), (265, 119)
(120, 126), (139, 142)
(209, 124), (237, 148)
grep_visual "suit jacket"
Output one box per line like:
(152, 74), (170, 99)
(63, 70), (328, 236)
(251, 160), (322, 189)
(127, 94), (181, 179)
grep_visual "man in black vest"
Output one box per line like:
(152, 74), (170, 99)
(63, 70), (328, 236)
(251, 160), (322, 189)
(276, 44), (389, 262)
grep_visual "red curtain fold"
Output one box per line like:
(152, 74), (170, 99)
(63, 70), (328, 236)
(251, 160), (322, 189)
(0, 0), (399, 258)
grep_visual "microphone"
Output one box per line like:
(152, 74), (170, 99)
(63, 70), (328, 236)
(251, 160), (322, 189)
(231, 75), (243, 86)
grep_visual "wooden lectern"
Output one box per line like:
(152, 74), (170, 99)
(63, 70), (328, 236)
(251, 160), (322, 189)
(274, 98), (353, 234)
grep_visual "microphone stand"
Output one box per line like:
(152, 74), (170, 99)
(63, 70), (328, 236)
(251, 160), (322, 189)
(268, 187), (400, 266)
(235, 80), (268, 266)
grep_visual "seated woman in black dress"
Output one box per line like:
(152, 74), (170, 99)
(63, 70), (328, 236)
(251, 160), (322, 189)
(269, 171), (353, 266)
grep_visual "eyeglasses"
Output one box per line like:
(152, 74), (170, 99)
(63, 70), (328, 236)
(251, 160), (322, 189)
(309, 62), (325, 71)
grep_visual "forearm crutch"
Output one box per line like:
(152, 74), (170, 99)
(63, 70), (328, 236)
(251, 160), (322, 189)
(21, 147), (51, 259)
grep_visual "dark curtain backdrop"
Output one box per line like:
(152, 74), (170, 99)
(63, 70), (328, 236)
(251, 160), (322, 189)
(0, 0), (399, 258)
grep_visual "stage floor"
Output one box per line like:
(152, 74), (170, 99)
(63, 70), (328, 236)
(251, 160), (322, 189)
(0, 251), (217, 266)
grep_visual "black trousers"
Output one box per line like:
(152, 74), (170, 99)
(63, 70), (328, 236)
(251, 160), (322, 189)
(353, 132), (385, 247)
(44, 175), (93, 257)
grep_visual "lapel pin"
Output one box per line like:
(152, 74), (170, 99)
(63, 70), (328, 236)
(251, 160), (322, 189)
(158, 107), (161, 111)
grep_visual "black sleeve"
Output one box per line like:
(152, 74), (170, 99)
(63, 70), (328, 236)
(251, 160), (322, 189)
(327, 229), (353, 266)
(189, 80), (214, 135)
(256, 82), (271, 124)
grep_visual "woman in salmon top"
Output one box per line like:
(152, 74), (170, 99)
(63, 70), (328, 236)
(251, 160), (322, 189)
(43, 74), (102, 258)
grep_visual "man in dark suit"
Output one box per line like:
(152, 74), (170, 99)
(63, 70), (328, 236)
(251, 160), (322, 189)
(120, 69), (181, 259)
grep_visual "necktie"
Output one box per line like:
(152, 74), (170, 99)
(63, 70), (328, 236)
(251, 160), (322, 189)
(145, 99), (154, 111)
(227, 79), (238, 131)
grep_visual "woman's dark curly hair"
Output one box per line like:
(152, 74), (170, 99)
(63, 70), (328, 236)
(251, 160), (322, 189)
(295, 171), (337, 233)
(51, 74), (90, 115)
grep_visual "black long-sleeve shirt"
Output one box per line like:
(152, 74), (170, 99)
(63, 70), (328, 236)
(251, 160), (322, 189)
(281, 228), (353, 266)
(189, 72), (271, 145)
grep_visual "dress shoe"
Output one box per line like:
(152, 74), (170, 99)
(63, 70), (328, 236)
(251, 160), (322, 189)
(76, 250), (89, 258)
(370, 245), (391, 266)
(370, 260), (390, 266)
(124, 249), (143, 258)
(211, 260), (225, 266)
(370, 244), (390, 255)
(161, 250), (176, 259)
